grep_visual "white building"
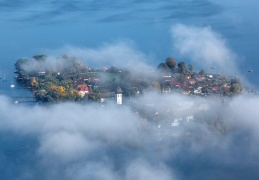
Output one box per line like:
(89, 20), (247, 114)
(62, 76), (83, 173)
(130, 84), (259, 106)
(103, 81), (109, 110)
(115, 86), (123, 105)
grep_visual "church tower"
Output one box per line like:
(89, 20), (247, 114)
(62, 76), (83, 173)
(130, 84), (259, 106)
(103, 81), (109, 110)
(115, 86), (123, 105)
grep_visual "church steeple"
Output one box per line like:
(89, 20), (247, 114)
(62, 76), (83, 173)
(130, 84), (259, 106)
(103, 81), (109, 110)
(115, 86), (122, 105)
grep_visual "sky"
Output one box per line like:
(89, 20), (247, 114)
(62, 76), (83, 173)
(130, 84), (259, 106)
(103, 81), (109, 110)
(1, 0), (259, 179)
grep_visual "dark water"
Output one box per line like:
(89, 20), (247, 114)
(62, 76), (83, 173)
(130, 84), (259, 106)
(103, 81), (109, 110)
(1, 1), (259, 179)
(0, 0), (259, 87)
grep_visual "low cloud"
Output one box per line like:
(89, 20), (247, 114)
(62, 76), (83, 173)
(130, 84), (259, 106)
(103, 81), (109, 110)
(45, 41), (155, 71)
(2, 24), (259, 179)
(171, 24), (239, 75)
(38, 131), (100, 162)
(1, 92), (259, 179)
(20, 55), (57, 73)
(125, 159), (174, 180)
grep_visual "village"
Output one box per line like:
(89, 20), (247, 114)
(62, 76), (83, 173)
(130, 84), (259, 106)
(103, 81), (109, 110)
(12, 55), (240, 135)
(14, 55), (242, 104)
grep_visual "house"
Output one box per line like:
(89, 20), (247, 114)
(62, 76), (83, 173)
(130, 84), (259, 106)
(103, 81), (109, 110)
(89, 77), (100, 83)
(38, 71), (46, 76)
(77, 84), (89, 97)
(195, 75), (205, 82)
(194, 89), (201, 94)
(209, 85), (219, 92)
(161, 83), (171, 93)
(30, 77), (37, 86)
(162, 87), (171, 93)
(206, 74), (213, 78)
(194, 86), (202, 94)
(169, 80), (184, 88)
(185, 73), (191, 79)
(171, 119), (181, 127)
(224, 86), (231, 92)
(186, 115), (194, 122)
(188, 78), (196, 85)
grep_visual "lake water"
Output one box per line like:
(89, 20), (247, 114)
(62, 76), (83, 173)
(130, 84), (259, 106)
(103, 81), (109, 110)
(0, 0), (259, 90)
(1, 1), (259, 180)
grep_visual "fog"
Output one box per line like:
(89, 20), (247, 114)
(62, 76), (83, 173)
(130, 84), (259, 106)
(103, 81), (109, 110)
(19, 41), (156, 77)
(1, 91), (259, 179)
(45, 41), (154, 69)
(171, 24), (239, 75)
(171, 24), (256, 88)
(1, 24), (259, 179)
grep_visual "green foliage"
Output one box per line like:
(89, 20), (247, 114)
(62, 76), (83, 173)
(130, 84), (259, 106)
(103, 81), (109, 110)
(15, 58), (30, 72)
(230, 78), (242, 94)
(166, 57), (177, 70)
(199, 69), (205, 75)
(152, 81), (161, 90)
(231, 78), (240, 85)
(33, 54), (47, 61)
(107, 66), (120, 73)
(178, 62), (187, 74)
(157, 63), (169, 72)
(188, 64), (194, 73)
(230, 83), (242, 93)
(57, 55), (83, 74)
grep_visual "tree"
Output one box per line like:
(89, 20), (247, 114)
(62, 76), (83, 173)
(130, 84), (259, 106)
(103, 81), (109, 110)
(33, 54), (47, 62)
(188, 64), (194, 73)
(177, 62), (187, 74)
(15, 58), (30, 72)
(157, 63), (169, 72)
(60, 55), (83, 74)
(48, 84), (67, 100)
(231, 78), (240, 85)
(230, 83), (242, 93)
(230, 78), (242, 94)
(152, 81), (161, 91)
(67, 89), (81, 100)
(107, 66), (119, 73)
(199, 69), (205, 75)
(166, 57), (177, 71)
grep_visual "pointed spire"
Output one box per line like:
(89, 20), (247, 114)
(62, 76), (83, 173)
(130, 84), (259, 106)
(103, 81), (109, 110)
(115, 85), (122, 94)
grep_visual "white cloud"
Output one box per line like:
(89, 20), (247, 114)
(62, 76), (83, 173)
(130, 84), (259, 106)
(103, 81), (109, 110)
(1, 92), (259, 179)
(65, 162), (120, 180)
(171, 24), (239, 75)
(38, 131), (100, 162)
(2, 40), (259, 179)
(125, 159), (175, 180)
(45, 41), (155, 70)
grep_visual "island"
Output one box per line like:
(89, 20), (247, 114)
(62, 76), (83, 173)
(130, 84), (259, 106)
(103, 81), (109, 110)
(14, 55), (242, 103)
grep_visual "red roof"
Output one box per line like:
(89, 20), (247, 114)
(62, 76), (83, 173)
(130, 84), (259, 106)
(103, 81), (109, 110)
(169, 81), (184, 87)
(188, 78), (196, 84)
(209, 86), (219, 91)
(77, 84), (89, 91)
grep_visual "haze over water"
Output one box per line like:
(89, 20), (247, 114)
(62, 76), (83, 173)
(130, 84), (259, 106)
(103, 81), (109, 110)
(0, 0), (259, 88)
(1, 1), (259, 180)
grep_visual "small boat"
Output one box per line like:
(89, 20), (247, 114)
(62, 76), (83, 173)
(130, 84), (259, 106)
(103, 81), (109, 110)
(10, 84), (15, 88)
(248, 70), (253, 72)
